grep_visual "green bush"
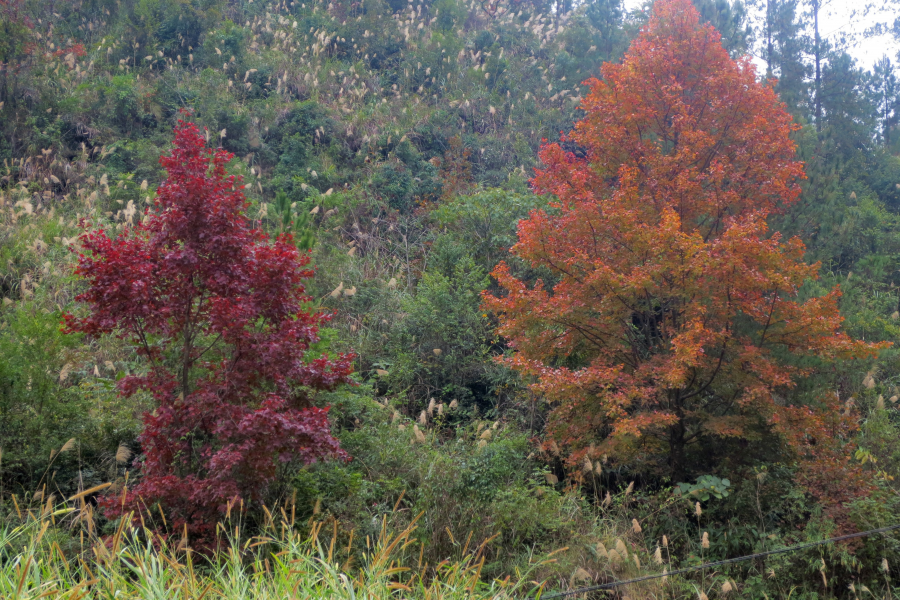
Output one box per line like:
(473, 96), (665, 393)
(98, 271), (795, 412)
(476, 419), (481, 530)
(293, 388), (584, 577)
(0, 306), (142, 498)
(378, 257), (505, 411)
(429, 188), (545, 275)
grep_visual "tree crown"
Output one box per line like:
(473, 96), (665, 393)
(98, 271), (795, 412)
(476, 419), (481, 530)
(65, 120), (353, 543)
(484, 0), (886, 515)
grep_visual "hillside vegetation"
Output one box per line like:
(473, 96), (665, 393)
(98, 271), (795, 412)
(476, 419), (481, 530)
(4, 0), (900, 597)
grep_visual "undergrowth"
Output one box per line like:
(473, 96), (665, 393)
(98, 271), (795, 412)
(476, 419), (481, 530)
(0, 502), (550, 600)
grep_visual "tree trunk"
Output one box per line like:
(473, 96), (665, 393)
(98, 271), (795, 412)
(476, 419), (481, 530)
(765, 0), (775, 77)
(669, 394), (687, 480)
(813, 0), (822, 132)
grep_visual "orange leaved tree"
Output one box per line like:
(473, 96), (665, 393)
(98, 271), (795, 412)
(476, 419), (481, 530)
(484, 0), (886, 487)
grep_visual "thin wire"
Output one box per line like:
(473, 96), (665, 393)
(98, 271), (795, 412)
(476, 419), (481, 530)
(536, 523), (900, 599)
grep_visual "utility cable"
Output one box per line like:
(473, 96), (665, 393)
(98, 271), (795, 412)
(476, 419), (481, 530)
(536, 523), (900, 599)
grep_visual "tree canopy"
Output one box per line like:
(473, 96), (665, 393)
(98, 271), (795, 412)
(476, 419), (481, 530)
(484, 0), (887, 494)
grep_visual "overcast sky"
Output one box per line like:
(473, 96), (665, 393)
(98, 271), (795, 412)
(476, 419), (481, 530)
(792, 0), (897, 69)
(623, 0), (899, 72)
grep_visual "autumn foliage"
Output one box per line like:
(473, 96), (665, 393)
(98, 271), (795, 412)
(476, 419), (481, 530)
(484, 0), (887, 492)
(65, 121), (353, 543)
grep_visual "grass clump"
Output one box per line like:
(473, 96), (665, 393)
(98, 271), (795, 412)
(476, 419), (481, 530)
(0, 503), (550, 600)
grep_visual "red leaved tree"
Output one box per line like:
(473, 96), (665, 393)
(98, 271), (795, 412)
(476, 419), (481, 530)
(483, 0), (886, 498)
(65, 120), (353, 543)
